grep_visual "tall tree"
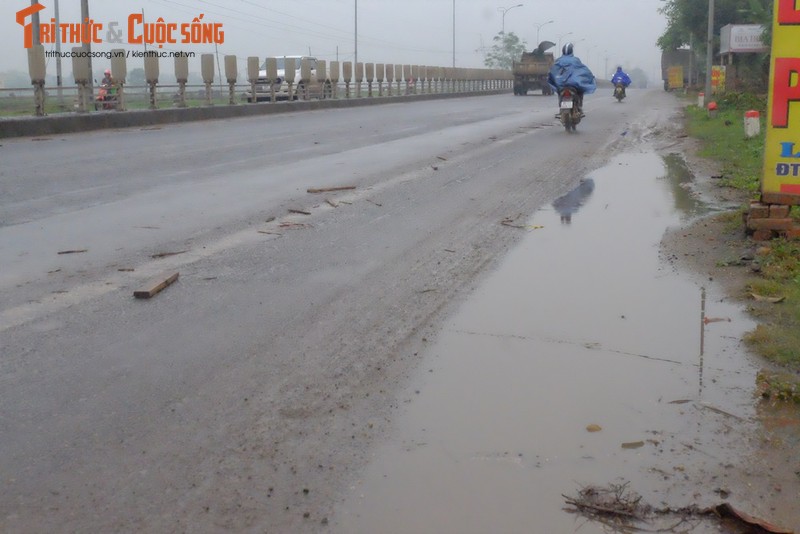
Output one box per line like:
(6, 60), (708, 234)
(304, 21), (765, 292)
(483, 32), (527, 70)
(657, 0), (772, 51)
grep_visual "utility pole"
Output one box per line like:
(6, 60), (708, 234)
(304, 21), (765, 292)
(31, 0), (40, 45)
(54, 0), (64, 107)
(452, 0), (456, 67)
(81, 0), (93, 89)
(704, 0), (714, 100)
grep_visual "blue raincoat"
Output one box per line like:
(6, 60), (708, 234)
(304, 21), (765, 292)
(611, 69), (632, 87)
(548, 55), (597, 94)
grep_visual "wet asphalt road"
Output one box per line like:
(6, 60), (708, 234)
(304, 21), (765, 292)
(1, 90), (682, 532)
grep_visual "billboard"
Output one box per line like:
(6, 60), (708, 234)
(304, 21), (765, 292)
(720, 24), (769, 54)
(761, 0), (800, 203)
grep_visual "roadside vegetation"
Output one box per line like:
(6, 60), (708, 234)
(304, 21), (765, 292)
(684, 92), (800, 403)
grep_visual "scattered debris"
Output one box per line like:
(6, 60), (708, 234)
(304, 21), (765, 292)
(431, 165), (439, 171)
(134, 226), (161, 230)
(697, 403), (745, 421)
(306, 186), (356, 194)
(703, 316), (732, 324)
(278, 222), (312, 229)
(257, 230), (283, 236)
(133, 272), (179, 299)
(47, 269), (61, 274)
(418, 289), (437, 294)
(668, 399), (692, 404)
(501, 217), (525, 229)
(621, 441), (645, 449)
(288, 209), (311, 215)
(366, 199), (383, 207)
(564, 482), (795, 534)
(140, 127), (162, 131)
(586, 424), (602, 432)
(151, 250), (187, 259)
(117, 268), (135, 272)
(751, 293), (785, 303)
(57, 249), (88, 255)
(32, 137), (52, 141)
(265, 216), (276, 223)
(326, 198), (339, 208)
(444, 249), (456, 253)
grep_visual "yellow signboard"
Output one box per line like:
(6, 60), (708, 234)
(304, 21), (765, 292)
(667, 66), (684, 90)
(711, 66), (726, 93)
(761, 0), (800, 203)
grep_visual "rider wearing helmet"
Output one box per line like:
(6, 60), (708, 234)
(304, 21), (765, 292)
(547, 42), (596, 116)
(611, 66), (632, 96)
(101, 69), (113, 87)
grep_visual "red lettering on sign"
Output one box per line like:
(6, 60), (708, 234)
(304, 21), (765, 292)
(773, 58), (800, 128)
(779, 0), (800, 24)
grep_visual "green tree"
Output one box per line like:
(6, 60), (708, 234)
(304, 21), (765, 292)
(483, 32), (527, 70)
(657, 0), (772, 52)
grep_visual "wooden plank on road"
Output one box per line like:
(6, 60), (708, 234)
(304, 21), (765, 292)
(133, 272), (179, 299)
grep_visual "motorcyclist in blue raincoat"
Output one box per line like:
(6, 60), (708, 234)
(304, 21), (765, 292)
(611, 66), (632, 97)
(548, 42), (596, 115)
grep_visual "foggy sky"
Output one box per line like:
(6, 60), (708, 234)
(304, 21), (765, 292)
(1, 0), (666, 82)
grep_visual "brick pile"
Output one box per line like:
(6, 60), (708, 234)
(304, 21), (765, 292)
(745, 201), (800, 240)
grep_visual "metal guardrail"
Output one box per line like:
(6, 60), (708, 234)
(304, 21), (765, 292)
(0, 78), (513, 118)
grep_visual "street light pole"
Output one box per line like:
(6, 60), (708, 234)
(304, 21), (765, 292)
(533, 19), (554, 45)
(452, 0), (455, 67)
(498, 4), (523, 35)
(354, 0), (358, 68)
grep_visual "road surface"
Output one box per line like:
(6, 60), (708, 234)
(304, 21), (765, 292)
(1, 90), (684, 532)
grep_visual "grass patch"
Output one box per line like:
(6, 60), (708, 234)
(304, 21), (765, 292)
(685, 103), (765, 192)
(686, 93), (800, 383)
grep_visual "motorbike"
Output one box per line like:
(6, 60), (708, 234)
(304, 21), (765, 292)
(614, 83), (626, 102)
(95, 83), (118, 110)
(557, 86), (582, 132)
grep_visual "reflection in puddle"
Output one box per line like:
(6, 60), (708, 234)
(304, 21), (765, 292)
(333, 150), (795, 534)
(661, 153), (709, 220)
(552, 179), (595, 225)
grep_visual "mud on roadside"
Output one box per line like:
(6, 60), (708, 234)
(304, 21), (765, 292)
(656, 107), (800, 533)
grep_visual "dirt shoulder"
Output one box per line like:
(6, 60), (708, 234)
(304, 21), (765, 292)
(657, 105), (800, 532)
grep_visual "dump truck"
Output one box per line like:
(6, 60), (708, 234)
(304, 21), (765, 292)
(661, 49), (696, 91)
(512, 41), (555, 96)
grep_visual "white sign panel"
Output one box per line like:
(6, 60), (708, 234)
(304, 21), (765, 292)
(720, 24), (768, 54)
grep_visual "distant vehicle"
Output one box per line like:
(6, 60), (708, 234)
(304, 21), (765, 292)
(246, 56), (333, 102)
(660, 49), (697, 91)
(512, 41), (555, 96)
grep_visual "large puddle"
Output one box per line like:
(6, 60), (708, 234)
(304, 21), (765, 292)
(333, 150), (795, 533)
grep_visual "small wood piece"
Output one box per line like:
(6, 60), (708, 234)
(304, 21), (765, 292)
(325, 198), (339, 208)
(288, 209), (312, 215)
(58, 249), (88, 255)
(134, 272), (179, 299)
(306, 186), (356, 194)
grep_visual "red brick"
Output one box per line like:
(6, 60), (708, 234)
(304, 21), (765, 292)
(752, 229), (775, 241)
(748, 203), (770, 219)
(780, 225), (800, 240)
(769, 204), (791, 218)
(747, 217), (795, 231)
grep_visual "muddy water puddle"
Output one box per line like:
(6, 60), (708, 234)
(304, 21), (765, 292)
(334, 150), (795, 533)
